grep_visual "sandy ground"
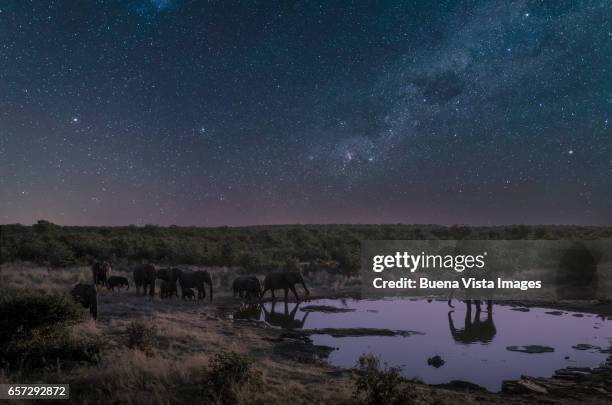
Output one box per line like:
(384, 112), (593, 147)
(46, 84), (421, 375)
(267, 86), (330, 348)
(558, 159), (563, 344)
(1, 264), (610, 404)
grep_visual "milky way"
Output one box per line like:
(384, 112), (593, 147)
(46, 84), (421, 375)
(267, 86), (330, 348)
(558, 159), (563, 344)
(0, 1), (610, 226)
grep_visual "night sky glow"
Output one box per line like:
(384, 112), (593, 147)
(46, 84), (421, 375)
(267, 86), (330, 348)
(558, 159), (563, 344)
(1, 1), (610, 226)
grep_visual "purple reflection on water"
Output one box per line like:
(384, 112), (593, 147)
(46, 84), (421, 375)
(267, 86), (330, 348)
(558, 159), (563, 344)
(241, 298), (611, 392)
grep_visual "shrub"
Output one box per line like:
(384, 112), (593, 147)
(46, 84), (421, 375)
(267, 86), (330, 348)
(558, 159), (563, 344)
(208, 351), (262, 404)
(126, 321), (157, 354)
(0, 290), (102, 370)
(0, 290), (84, 343)
(46, 241), (76, 267)
(3, 327), (103, 369)
(352, 354), (414, 405)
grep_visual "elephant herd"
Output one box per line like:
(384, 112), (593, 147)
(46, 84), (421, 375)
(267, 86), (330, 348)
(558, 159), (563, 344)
(70, 260), (311, 320)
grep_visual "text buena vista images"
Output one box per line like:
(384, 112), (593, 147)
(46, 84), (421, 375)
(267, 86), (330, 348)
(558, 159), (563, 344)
(370, 251), (542, 291)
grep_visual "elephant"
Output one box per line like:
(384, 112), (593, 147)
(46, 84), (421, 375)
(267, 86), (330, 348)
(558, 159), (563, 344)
(133, 264), (157, 297)
(157, 267), (182, 284)
(262, 271), (309, 302)
(178, 269), (213, 301)
(182, 288), (196, 300)
(91, 260), (111, 287)
(107, 276), (129, 291)
(448, 303), (496, 344)
(232, 276), (261, 299)
(262, 301), (309, 329)
(71, 283), (98, 320)
(160, 280), (178, 299)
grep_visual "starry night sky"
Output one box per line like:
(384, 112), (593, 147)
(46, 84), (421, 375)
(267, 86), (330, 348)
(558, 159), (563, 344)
(1, 1), (610, 226)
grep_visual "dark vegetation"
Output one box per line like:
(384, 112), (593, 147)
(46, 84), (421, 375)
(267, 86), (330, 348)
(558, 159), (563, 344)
(2, 221), (611, 271)
(352, 353), (417, 405)
(206, 351), (262, 404)
(126, 321), (158, 355)
(0, 290), (103, 370)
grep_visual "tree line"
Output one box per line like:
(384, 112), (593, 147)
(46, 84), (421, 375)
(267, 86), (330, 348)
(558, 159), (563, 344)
(1, 221), (610, 272)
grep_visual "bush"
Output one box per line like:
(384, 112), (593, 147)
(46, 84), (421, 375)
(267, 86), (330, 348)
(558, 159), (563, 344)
(3, 328), (103, 369)
(126, 321), (157, 354)
(0, 290), (84, 343)
(208, 351), (262, 404)
(0, 290), (102, 370)
(352, 354), (414, 405)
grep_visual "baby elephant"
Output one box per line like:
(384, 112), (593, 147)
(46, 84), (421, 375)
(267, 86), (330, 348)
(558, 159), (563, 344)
(232, 276), (261, 299)
(182, 288), (196, 300)
(107, 276), (130, 291)
(160, 280), (178, 299)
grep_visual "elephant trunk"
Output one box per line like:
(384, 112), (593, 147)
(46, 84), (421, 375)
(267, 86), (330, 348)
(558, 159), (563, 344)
(209, 282), (213, 302)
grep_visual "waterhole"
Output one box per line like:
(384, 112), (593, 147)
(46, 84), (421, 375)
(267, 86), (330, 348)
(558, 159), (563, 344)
(233, 298), (612, 391)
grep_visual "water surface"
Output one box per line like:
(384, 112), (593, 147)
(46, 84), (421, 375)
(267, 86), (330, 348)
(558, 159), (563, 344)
(234, 298), (612, 391)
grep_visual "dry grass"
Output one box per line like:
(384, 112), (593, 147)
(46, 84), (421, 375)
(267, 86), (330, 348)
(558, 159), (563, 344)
(0, 264), (358, 404)
(3, 264), (601, 404)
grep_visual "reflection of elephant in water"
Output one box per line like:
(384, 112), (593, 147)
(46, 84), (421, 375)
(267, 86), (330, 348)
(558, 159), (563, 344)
(262, 301), (309, 329)
(262, 271), (310, 301)
(71, 283), (98, 320)
(448, 303), (496, 344)
(556, 243), (600, 300)
(133, 264), (157, 297)
(178, 269), (213, 301)
(448, 296), (493, 312)
(91, 261), (111, 287)
(232, 276), (261, 299)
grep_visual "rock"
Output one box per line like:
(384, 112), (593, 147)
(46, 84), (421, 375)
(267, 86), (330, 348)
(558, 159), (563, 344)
(545, 310), (564, 316)
(300, 305), (355, 313)
(427, 355), (445, 368)
(572, 344), (600, 351)
(325, 369), (351, 378)
(517, 378), (548, 394)
(572, 313), (584, 317)
(273, 335), (335, 363)
(510, 307), (530, 312)
(302, 328), (425, 337)
(435, 380), (487, 392)
(504, 349), (612, 398)
(506, 345), (555, 354)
